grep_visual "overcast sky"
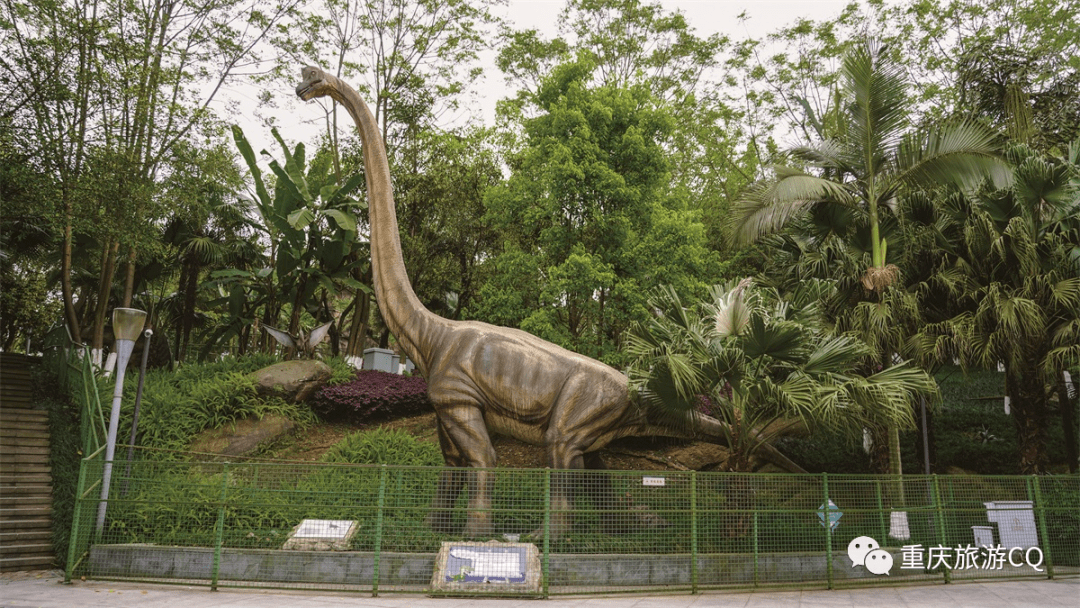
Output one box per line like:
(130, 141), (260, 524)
(234, 0), (865, 153)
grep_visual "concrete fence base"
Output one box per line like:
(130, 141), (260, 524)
(88, 544), (923, 590)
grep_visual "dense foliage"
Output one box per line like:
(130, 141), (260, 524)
(112, 354), (318, 454)
(627, 280), (937, 472)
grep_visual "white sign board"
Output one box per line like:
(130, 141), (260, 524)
(431, 541), (541, 596)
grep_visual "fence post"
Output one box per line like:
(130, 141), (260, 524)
(211, 463), (228, 591)
(823, 473), (833, 590)
(874, 479), (887, 541)
(752, 509), (759, 587)
(64, 454), (91, 583)
(542, 467), (550, 599)
(931, 475), (950, 584)
(690, 471), (698, 594)
(1029, 476), (1055, 579)
(373, 464), (387, 596)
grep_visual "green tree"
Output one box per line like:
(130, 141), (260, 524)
(475, 60), (717, 366)
(497, 0), (749, 251)
(268, 0), (502, 355)
(157, 141), (255, 362)
(922, 143), (1080, 474)
(729, 39), (1004, 477)
(881, 0), (1080, 132)
(1, 0), (297, 360)
(223, 126), (368, 359)
(0, 122), (60, 351)
(730, 0), (1080, 143)
(730, 39), (1003, 289)
(395, 127), (503, 320)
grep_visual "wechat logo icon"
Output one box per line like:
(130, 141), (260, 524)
(848, 536), (893, 576)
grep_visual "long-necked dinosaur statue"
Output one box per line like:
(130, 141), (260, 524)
(296, 66), (805, 538)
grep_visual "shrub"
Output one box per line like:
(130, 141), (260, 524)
(323, 356), (359, 385)
(113, 355), (318, 454)
(311, 370), (432, 424)
(321, 427), (442, 466)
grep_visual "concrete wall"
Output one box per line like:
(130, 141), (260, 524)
(89, 544), (928, 590)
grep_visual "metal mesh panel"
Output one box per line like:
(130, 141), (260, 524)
(67, 449), (1079, 596)
(696, 473), (826, 589)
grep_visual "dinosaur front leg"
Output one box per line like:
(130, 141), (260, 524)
(426, 421), (467, 534)
(434, 404), (497, 538)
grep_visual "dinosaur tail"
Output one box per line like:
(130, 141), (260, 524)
(626, 413), (808, 474)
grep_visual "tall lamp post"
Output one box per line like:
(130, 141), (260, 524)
(96, 307), (147, 535)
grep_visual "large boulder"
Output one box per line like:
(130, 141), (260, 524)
(189, 414), (297, 457)
(251, 360), (333, 403)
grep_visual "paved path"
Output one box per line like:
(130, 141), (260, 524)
(1, 571), (1076, 608)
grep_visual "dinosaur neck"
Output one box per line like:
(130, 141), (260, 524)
(326, 76), (436, 371)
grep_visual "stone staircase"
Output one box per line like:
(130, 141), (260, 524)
(0, 352), (54, 572)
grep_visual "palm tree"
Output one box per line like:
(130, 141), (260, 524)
(922, 143), (1080, 474)
(729, 38), (1004, 292)
(161, 194), (260, 362)
(729, 39), (1005, 477)
(626, 280), (938, 473)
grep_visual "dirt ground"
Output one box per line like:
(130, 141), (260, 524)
(266, 411), (767, 473)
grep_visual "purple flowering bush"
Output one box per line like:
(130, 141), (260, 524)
(311, 370), (432, 424)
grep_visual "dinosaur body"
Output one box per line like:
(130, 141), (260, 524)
(296, 66), (802, 537)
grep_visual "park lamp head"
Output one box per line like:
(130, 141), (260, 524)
(112, 308), (147, 342)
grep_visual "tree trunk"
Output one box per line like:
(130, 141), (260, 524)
(173, 262), (187, 362)
(914, 400), (937, 474)
(121, 247), (137, 307)
(869, 427), (890, 474)
(90, 240), (120, 365)
(60, 192), (82, 344)
(179, 256), (199, 362)
(888, 426), (903, 477)
(346, 290), (371, 357)
(1010, 369), (1051, 475)
(1056, 373), (1077, 474)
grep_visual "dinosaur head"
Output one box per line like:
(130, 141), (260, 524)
(296, 66), (333, 101)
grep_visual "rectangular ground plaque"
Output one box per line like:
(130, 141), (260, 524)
(282, 519), (358, 551)
(430, 540), (541, 595)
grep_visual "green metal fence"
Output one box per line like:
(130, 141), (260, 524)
(43, 328), (107, 457)
(65, 447), (1079, 596)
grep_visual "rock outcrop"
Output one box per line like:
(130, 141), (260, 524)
(250, 360), (332, 403)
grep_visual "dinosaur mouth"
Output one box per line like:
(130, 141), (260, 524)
(295, 81), (318, 100)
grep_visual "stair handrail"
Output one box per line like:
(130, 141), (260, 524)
(42, 325), (108, 456)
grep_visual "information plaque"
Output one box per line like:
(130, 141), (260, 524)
(430, 540), (541, 595)
(281, 519), (358, 551)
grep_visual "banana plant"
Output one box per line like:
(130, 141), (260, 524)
(204, 126), (371, 357)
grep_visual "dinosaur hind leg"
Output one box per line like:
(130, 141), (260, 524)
(580, 453), (622, 534)
(544, 376), (631, 538)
